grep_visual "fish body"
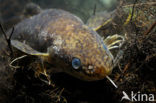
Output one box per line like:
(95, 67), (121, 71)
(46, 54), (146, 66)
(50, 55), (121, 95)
(11, 9), (114, 81)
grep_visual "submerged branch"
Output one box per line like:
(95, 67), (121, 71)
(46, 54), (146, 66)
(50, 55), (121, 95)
(0, 23), (14, 56)
(144, 21), (156, 35)
(123, 2), (156, 7)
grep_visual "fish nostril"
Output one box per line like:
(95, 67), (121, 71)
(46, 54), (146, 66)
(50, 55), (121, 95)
(88, 65), (94, 70)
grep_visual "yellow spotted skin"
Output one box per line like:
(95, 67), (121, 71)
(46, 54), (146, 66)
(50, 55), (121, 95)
(11, 9), (114, 81)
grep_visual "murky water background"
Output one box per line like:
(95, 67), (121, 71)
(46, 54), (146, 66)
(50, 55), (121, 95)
(0, 0), (117, 29)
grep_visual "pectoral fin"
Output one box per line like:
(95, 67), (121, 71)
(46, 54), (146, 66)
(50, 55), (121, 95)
(93, 18), (112, 31)
(11, 40), (49, 56)
(103, 34), (125, 50)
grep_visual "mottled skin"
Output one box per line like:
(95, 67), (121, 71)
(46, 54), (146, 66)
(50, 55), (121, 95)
(11, 9), (114, 81)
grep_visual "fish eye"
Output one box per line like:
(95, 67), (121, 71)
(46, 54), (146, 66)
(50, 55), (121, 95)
(72, 58), (81, 69)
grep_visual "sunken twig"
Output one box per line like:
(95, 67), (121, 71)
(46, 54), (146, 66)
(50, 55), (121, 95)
(0, 23), (14, 56)
(144, 21), (156, 35)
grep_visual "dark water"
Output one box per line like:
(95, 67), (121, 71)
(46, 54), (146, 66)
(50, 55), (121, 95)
(0, 0), (117, 29)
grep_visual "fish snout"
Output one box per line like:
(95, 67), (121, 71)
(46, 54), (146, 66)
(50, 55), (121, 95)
(82, 64), (113, 80)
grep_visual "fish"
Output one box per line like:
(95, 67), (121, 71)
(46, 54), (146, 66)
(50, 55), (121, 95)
(10, 9), (123, 81)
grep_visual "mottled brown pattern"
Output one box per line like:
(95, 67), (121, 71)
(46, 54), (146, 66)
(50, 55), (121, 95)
(11, 9), (114, 81)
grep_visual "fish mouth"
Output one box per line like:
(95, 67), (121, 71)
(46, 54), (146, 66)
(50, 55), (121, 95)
(66, 65), (112, 81)
(81, 65), (111, 80)
(67, 66), (109, 81)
